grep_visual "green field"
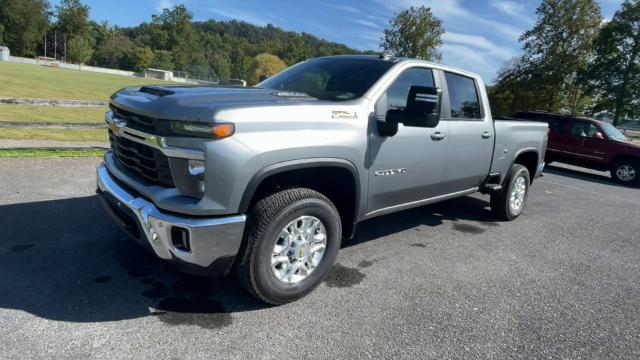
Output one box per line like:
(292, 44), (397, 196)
(0, 128), (108, 142)
(0, 148), (105, 157)
(0, 104), (106, 123)
(0, 61), (171, 100)
(0, 61), (169, 148)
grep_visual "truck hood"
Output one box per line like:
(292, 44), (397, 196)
(110, 85), (320, 121)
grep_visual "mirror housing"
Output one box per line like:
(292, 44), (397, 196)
(385, 86), (442, 129)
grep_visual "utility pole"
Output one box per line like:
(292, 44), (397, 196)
(54, 31), (57, 61)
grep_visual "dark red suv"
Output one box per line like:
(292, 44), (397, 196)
(514, 112), (640, 186)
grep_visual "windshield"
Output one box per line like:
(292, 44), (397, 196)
(257, 57), (395, 101)
(600, 122), (628, 141)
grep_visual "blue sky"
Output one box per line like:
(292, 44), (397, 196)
(50, 0), (624, 83)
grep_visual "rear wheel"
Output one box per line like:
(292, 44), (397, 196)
(611, 158), (639, 186)
(235, 188), (341, 305)
(491, 164), (530, 221)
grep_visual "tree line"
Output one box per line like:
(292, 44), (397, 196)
(1, 0), (638, 124)
(0, 0), (370, 84)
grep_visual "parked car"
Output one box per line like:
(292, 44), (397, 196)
(513, 111), (640, 186)
(97, 55), (548, 304)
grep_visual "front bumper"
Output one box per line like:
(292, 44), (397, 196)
(97, 163), (246, 276)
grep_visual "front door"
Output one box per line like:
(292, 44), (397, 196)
(564, 119), (602, 166)
(367, 67), (449, 215)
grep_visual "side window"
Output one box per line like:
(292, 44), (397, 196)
(570, 121), (599, 138)
(444, 72), (482, 119)
(547, 119), (563, 134)
(379, 68), (435, 113)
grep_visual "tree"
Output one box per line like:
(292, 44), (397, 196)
(152, 50), (174, 70)
(584, 0), (640, 125)
(250, 53), (287, 84)
(133, 46), (155, 72)
(519, 0), (602, 113)
(151, 5), (201, 71)
(380, 6), (444, 61)
(55, 0), (90, 37)
(0, 24), (5, 45)
(66, 35), (93, 63)
(0, 0), (50, 56)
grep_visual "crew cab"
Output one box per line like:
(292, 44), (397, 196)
(514, 111), (640, 186)
(97, 55), (548, 304)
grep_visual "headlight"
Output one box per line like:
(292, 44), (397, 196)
(170, 121), (235, 139)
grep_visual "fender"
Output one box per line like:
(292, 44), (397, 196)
(510, 147), (540, 182)
(238, 158), (361, 220)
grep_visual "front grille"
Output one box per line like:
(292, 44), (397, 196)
(109, 130), (174, 187)
(110, 105), (172, 134)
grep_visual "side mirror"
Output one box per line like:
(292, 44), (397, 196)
(386, 86), (442, 128)
(594, 131), (605, 140)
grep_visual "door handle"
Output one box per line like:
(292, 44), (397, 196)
(431, 132), (447, 141)
(481, 131), (492, 139)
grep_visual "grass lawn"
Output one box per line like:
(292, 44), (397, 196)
(0, 128), (108, 142)
(0, 148), (105, 157)
(0, 61), (174, 100)
(0, 104), (107, 123)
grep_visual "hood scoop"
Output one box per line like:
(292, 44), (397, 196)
(139, 86), (175, 97)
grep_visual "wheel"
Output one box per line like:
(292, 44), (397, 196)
(611, 158), (639, 186)
(235, 188), (342, 305)
(491, 164), (530, 221)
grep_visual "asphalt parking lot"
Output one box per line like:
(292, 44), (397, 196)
(1, 158), (639, 359)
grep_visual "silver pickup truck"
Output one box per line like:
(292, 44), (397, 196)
(97, 55), (548, 304)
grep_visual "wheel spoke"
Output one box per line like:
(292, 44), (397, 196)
(271, 255), (289, 266)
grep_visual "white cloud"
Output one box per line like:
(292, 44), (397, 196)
(351, 18), (383, 29)
(443, 32), (517, 59)
(490, 0), (534, 23)
(155, 0), (173, 13)
(372, 0), (524, 40)
(442, 43), (500, 83)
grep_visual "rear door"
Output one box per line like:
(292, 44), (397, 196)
(440, 71), (494, 192)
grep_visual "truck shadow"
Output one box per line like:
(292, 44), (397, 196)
(347, 195), (495, 248)
(0, 194), (495, 325)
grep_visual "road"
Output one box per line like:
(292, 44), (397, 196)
(1, 158), (639, 359)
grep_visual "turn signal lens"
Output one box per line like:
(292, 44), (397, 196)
(212, 123), (235, 139)
(170, 121), (235, 139)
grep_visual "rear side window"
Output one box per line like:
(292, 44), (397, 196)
(445, 72), (482, 119)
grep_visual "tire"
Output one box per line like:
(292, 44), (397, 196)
(235, 188), (342, 305)
(491, 164), (530, 221)
(611, 158), (640, 186)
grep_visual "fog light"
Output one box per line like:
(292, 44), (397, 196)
(188, 160), (205, 176)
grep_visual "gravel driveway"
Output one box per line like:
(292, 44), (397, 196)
(1, 158), (639, 359)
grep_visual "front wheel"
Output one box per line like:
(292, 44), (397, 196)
(235, 188), (342, 305)
(611, 158), (639, 186)
(491, 164), (530, 221)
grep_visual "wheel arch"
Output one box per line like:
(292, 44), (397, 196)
(239, 158), (361, 239)
(512, 149), (539, 184)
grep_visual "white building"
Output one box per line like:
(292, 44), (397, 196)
(0, 46), (9, 61)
